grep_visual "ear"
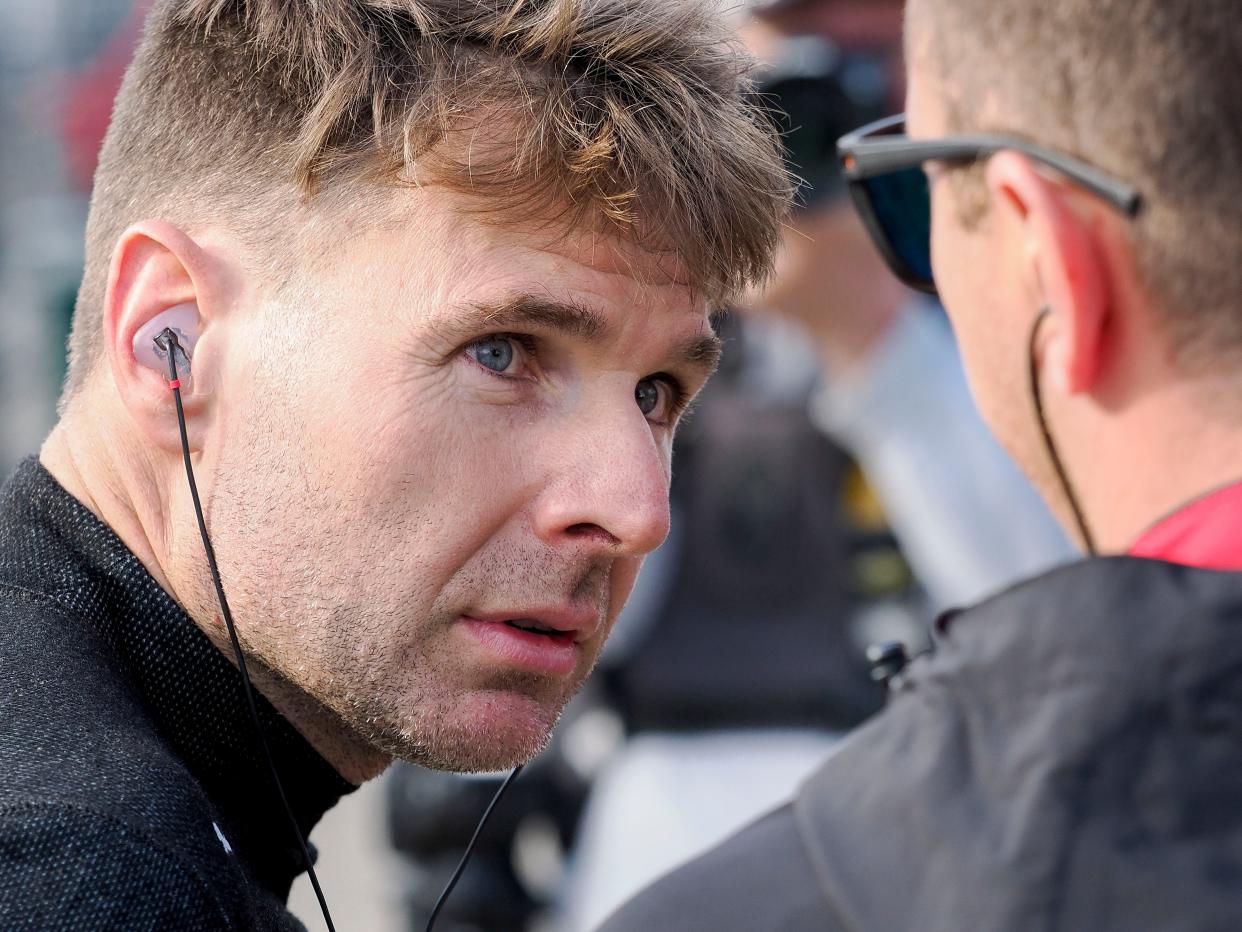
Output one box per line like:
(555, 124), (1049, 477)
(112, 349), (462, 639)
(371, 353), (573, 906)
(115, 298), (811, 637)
(103, 221), (216, 453)
(985, 152), (1111, 396)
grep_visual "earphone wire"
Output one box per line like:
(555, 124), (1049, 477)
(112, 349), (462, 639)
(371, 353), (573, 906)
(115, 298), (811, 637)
(158, 330), (338, 932)
(424, 765), (524, 932)
(158, 328), (524, 932)
(1028, 309), (1097, 556)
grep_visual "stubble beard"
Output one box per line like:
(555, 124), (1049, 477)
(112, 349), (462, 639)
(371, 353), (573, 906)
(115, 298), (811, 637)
(339, 665), (583, 773)
(228, 554), (614, 774)
(200, 413), (617, 773)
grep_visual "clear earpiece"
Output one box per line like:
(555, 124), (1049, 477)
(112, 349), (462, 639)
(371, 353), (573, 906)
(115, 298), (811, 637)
(133, 303), (199, 385)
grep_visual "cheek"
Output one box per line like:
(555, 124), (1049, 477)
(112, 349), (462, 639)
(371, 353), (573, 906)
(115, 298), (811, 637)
(941, 291), (1032, 472)
(365, 403), (542, 554)
(930, 183), (979, 311)
(277, 367), (544, 600)
(930, 202), (1015, 434)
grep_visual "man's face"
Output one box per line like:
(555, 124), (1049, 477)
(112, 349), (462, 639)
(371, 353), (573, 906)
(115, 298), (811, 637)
(196, 190), (715, 773)
(905, 26), (1039, 481)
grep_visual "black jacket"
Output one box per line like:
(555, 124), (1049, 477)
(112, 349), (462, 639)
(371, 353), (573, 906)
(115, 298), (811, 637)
(600, 557), (1242, 931)
(0, 459), (353, 930)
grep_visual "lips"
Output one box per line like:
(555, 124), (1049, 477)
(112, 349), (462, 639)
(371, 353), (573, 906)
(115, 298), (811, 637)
(503, 618), (569, 638)
(457, 606), (599, 677)
(466, 606), (598, 643)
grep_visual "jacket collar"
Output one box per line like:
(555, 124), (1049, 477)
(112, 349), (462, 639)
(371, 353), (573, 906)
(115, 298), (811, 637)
(1130, 479), (1242, 571)
(0, 457), (354, 897)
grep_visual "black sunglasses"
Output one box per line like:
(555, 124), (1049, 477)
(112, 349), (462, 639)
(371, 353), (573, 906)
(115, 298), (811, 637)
(836, 114), (1143, 293)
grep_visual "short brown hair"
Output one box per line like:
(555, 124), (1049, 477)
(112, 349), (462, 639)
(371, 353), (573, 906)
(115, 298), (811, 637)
(910, 0), (1242, 369)
(66, 0), (792, 402)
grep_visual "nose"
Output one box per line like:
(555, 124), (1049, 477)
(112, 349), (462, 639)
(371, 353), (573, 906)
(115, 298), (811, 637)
(530, 404), (672, 558)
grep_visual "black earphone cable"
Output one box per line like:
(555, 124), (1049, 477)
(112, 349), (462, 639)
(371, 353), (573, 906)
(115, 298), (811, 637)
(157, 328), (523, 932)
(424, 765), (525, 932)
(158, 330), (338, 932)
(1027, 309), (1098, 555)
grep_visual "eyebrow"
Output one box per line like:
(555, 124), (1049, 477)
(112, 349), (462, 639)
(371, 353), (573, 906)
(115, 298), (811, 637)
(452, 293), (724, 378)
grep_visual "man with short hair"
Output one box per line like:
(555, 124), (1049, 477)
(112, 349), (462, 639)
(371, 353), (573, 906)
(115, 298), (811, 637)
(0, 1), (789, 927)
(600, 1), (1242, 928)
(740, 2), (1071, 608)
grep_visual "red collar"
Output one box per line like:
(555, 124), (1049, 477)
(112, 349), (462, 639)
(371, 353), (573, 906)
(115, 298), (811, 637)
(1129, 481), (1242, 571)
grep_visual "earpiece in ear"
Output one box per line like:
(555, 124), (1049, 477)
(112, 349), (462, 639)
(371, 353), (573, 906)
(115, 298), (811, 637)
(133, 303), (200, 383)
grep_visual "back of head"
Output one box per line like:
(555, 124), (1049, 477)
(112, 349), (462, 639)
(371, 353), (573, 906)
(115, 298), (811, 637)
(67, 0), (791, 404)
(910, 0), (1242, 372)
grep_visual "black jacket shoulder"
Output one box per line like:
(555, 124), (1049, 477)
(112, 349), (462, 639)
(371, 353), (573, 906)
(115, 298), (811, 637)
(0, 586), (256, 930)
(601, 558), (1242, 932)
(0, 799), (230, 931)
(597, 804), (844, 932)
(0, 460), (345, 931)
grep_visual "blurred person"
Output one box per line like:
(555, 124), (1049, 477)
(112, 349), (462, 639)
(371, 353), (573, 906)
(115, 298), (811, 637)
(600, 1), (1242, 929)
(745, 4), (1070, 608)
(559, 5), (1074, 927)
(0, 1), (791, 929)
(552, 310), (914, 932)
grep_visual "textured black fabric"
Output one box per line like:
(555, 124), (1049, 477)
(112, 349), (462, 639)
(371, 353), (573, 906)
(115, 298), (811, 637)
(600, 557), (1242, 932)
(0, 458), (354, 930)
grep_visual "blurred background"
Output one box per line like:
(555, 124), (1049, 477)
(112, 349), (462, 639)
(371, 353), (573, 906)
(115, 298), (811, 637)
(0, 2), (1072, 930)
(0, 0), (140, 475)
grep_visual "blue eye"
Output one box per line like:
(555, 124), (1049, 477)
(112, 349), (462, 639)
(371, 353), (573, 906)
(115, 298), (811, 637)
(636, 379), (661, 416)
(470, 336), (516, 373)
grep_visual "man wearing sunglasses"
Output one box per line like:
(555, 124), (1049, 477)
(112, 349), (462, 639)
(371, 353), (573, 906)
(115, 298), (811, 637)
(601, 1), (1242, 929)
(742, 16), (1072, 611)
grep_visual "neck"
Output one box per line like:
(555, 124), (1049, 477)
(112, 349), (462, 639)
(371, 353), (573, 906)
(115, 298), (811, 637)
(42, 414), (177, 595)
(40, 405), (389, 785)
(1059, 373), (1242, 554)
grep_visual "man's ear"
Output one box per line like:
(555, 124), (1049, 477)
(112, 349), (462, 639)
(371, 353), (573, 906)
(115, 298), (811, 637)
(985, 152), (1112, 396)
(103, 221), (216, 453)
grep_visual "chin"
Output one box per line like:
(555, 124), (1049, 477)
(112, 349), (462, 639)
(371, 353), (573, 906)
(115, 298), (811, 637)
(370, 687), (563, 774)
